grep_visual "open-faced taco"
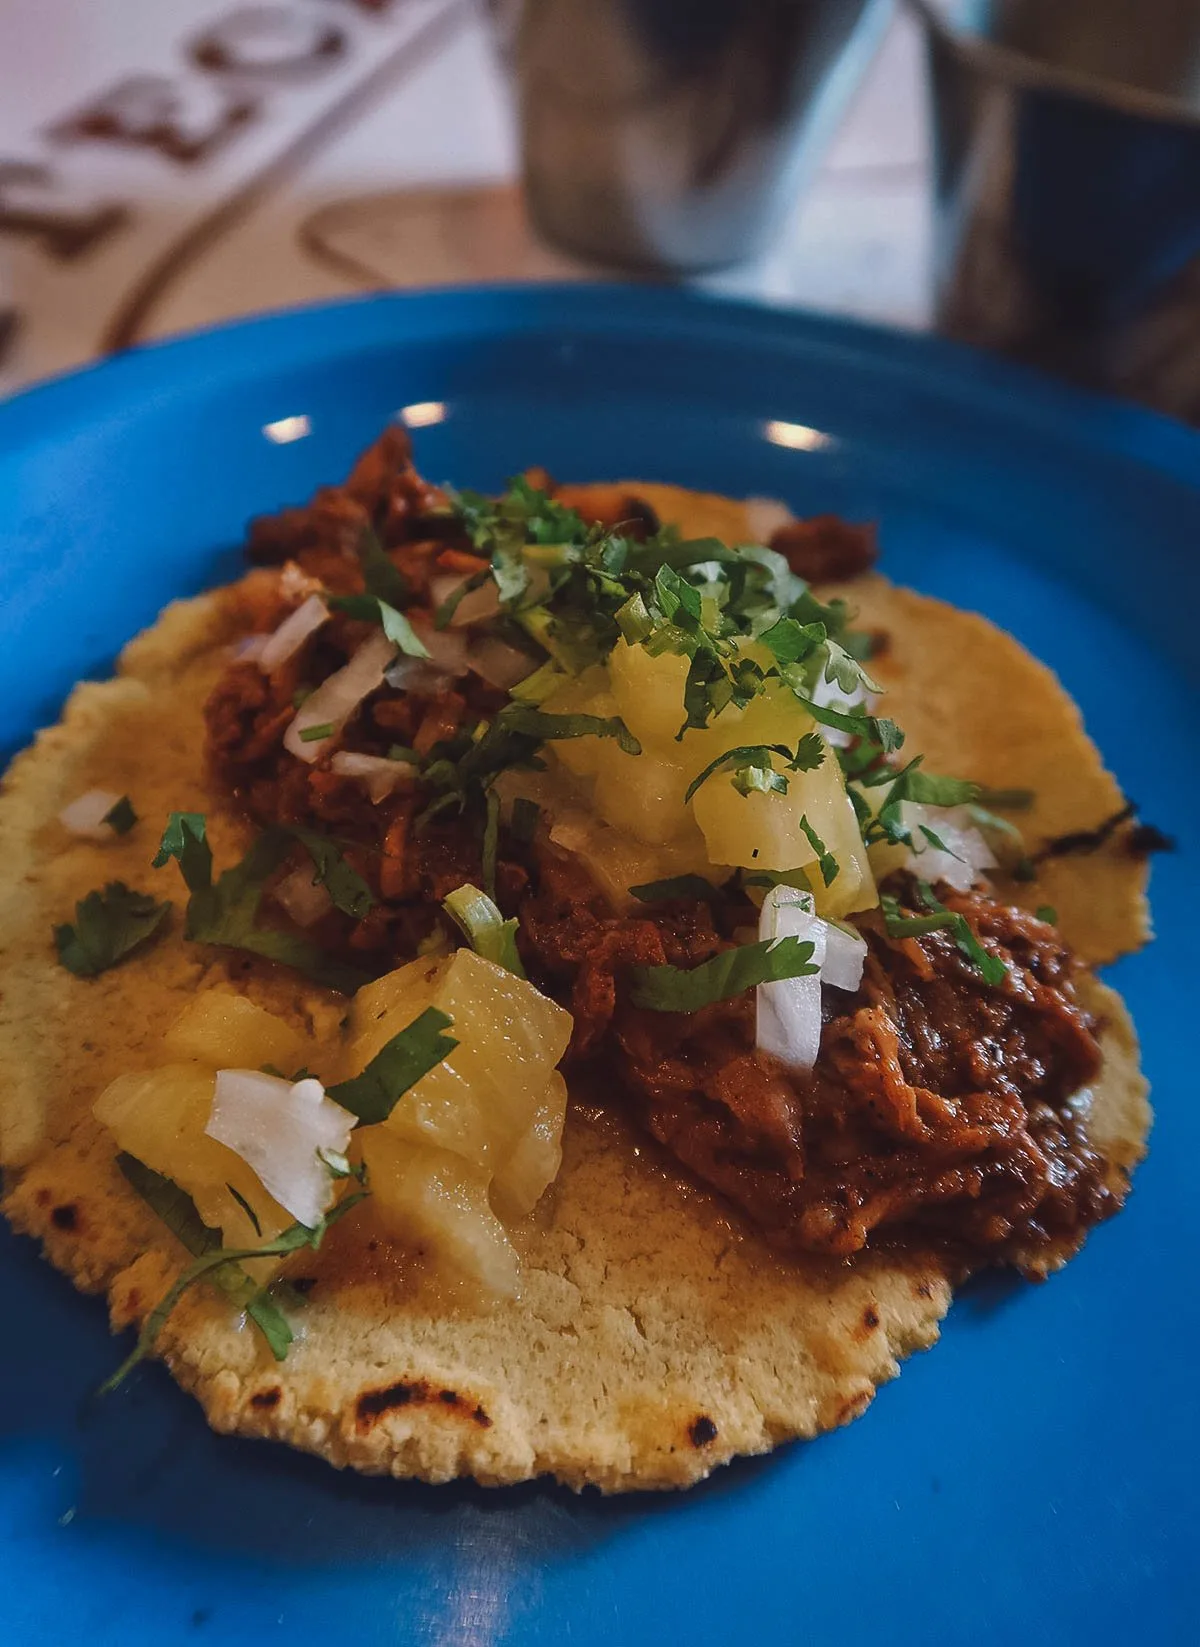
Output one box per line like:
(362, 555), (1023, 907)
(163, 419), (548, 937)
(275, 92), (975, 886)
(0, 431), (1155, 1490)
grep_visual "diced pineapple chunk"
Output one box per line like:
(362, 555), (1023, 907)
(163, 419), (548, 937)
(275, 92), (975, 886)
(540, 665), (620, 778)
(94, 1064), (290, 1248)
(591, 741), (694, 847)
(359, 1128), (519, 1297)
(345, 950), (572, 1169)
(489, 1072), (567, 1222)
(162, 991), (309, 1075)
(607, 639), (691, 748)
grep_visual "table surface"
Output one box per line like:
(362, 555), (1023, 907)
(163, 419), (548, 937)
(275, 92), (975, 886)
(0, 0), (930, 399)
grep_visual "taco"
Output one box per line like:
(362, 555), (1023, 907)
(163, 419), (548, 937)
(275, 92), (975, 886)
(0, 431), (1154, 1491)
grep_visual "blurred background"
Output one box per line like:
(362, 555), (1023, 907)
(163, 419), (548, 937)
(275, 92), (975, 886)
(2, 0), (1198, 417)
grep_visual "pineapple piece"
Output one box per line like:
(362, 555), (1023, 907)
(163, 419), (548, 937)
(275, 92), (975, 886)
(345, 950), (572, 1168)
(489, 1073), (567, 1222)
(607, 639), (691, 748)
(548, 808), (715, 909)
(590, 741), (695, 847)
(94, 1064), (290, 1248)
(540, 665), (619, 778)
(162, 992), (309, 1075)
(359, 1128), (519, 1298)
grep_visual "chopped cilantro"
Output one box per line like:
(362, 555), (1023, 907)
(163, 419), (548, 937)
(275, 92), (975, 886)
(1035, 905), (1058, 925)
(683, 743), (792, 805)
(357, 525), (407, 608)
(102, 795), (137, 836)
(289, 826), (375, 920)
(629, 874), (725, 905)
(481, 790), (500, 898)
(54, 883), (171, 978)
(99, 1187), (367, 1393)
(444, 883), (525, 976)
(299, 722), (334, 744)
(152, 811), (211, 893)
(156, 817), (368, 994)
(328, 1007), (459, 1124)
(798, 815), (839, 887)
(628, 935), (818, 1013)
(880, 884), (1006, 987)
(495, 704), (641, 756)
(225, 1182), (263, 1237)
(328, 592), (430, 658)
(116, 1154), (292, 1362)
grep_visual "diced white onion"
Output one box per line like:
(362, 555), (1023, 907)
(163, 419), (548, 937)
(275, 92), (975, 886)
(58, 788), (123, 841)
(384, 656), (452, 696)
(899, 803), (996, 893)
(283, 629), (397, 763)
(206, 1069), (355, 1229)
(416, 619), (471, 676)
(757, 888), (826, 1072)
(755, 888), (869, 1070)
(744, 496), (794, 543)
(430, 573), (501, 628)
(468, 637), (537, 691)
(331, 750), (419, 803)
(272, 865), (334, 927)
(822, 923), (868, 992)
(231, 634), (269, 664)
(279, 560), (323, 603)
(259, 593), (328, 671)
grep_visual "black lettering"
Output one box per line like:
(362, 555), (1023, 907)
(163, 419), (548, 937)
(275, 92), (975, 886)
(190, 5), (347, 80)
(46, 76), (258, 165)
(0, 160), (129, 260)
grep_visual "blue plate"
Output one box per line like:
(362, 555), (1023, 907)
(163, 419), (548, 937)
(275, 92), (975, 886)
(0, 286), (1194, 1646)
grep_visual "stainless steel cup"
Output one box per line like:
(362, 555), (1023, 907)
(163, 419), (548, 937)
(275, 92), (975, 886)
(911, 0), (1200, 419)
(505, 0), (894, 274)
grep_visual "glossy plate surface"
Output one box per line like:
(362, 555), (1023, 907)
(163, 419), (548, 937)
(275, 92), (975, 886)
(0, 286), (1194, 1646)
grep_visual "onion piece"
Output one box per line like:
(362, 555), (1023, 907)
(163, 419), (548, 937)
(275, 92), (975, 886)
(468, 637), (538, 692)
(231, 634), (269, 664)
(206, 1070), (355, 1229)
(331, 750), (419, 803)
(822, 923), (867, 992)
(272, 865), (334, 928)
(899, 803), (996, 893)
(58, 788), (124, 841)
(756, 887), (826, 1072)
(430, 573), (501, 628)
(284, 629), (397, 763)
(259, 593), (328, 671)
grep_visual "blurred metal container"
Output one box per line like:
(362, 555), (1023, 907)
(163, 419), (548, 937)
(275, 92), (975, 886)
(911, 0), (1200, 419)
(504, 0), (894, 273)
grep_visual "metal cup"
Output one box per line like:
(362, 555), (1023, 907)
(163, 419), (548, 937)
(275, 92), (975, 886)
(504, 0), (894, 274)
(911, 0), (1200, 419)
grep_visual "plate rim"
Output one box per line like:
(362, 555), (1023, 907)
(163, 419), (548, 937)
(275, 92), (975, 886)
(2, 282), (1199, 488)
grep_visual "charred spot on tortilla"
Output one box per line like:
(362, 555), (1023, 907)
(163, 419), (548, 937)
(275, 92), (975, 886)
(0, 426), (1152, 1491)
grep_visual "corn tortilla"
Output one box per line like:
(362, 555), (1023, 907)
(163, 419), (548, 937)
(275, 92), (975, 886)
(0, 488), (1151, 1490)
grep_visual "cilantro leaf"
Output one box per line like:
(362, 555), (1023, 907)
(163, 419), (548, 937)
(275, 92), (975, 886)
(98, 1190), (367, 1395)
(164, 822), (368, 994)
(628, 936), (818, 1013)
(1035, 904), (1058, 925)
(757, 616), (825, 666)
(495, 704), (641, 756)
(357, 525), (408, 608)
(793, 695), (904, 754)
(103, 795), (137, 836)
(629, 874), (725, 904)
(153, 812), (212, 893)
(328, 1008), (459, 1124)
(289, 826), (375, 920)
(444, 883), (525, 976)
(116, 1154), (293, 1361)
(328, 593), (429, 658)
(880, 884), (1006, 987)
(798, 815), (839, 886)
(683, 744), (792, 805)
(740, 867), (814, 894)
(791, 732), (825, 772)
(731, 761), (788, 797)
(54, 883), (172, 978)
